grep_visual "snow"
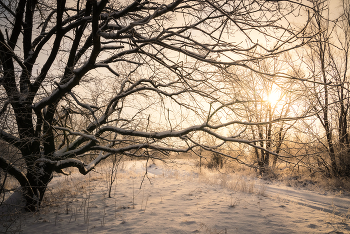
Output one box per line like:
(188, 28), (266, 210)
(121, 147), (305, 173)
(265, 184), (350, 216)
(1, 159), (350, 233)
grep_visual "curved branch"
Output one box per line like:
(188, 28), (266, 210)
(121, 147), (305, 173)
(0, 129), (22, 150)
(0, 100), (9, 117)
(0, 156), (34, 198)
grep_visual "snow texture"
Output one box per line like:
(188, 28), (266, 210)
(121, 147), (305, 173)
(1, 159), (350, 233)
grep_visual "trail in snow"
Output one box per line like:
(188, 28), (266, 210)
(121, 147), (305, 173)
(265, 183), (350, 216)
(145, 159), (350, 216)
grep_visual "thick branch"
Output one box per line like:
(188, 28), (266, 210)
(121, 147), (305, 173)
(0, 156), (33, 195)
(0, 130), (22, 149)
(39, 143), (193, 174)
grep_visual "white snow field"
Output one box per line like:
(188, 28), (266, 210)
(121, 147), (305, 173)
(1, 159), (350, 233)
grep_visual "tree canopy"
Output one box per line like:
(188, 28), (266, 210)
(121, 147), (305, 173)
(0, 0), (324, 211)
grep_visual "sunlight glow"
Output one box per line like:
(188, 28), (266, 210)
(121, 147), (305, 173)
(267, 90), (280, 106)
(266, 84), (283, 107)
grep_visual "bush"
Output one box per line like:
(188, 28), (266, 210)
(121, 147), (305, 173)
(207, 152), (224, 169)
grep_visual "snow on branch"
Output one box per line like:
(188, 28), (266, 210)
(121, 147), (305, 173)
(40, 143), (193, 175)
(68, 92), (99, 124)
(54, 126), (99, 143)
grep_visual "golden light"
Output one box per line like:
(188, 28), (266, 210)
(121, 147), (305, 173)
(267, 90), (280, 106)
(266, 84), (285, 107)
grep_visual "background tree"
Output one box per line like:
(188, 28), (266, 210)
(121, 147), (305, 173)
(0, 0), (312, 211)
(219, 57), (308, 174)
(297, 0), (350, 177)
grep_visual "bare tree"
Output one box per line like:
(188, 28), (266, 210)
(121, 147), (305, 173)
(299, 0), (350, 177)
(220, 58), (306, 174)
(333, 0), (350, 176)
(0, 0), (312, 211)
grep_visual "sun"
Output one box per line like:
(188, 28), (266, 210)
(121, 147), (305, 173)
(267, 91), (280, 106)
(266, 85), (283, 106)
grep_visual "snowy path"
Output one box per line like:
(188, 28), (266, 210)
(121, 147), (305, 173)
(144, 160), (350, 216)
(265, 184), (350, 216)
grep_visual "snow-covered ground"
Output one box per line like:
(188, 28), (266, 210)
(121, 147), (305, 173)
(1, 159), (350, 233)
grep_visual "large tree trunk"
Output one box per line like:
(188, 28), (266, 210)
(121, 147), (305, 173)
(24, 163), (53, 211)
(14, 108), (55, 211)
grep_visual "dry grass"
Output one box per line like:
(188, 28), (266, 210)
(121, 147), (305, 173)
(194, 153), (350, 197)
(199, 222), (228, 234)
(196, 167), (266, 196)
(264, 166), (350, 196)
